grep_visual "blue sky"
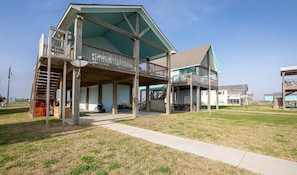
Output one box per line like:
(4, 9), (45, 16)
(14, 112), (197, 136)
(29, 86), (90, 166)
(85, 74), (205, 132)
(0, 0), (296, 100)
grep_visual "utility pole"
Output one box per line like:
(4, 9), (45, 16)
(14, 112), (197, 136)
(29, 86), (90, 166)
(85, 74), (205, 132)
(6, 67), (11, 105)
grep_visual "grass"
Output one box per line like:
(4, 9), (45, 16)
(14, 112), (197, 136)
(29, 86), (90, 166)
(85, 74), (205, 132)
(0, 106), (256, 174)
(119, 108), (297, 162)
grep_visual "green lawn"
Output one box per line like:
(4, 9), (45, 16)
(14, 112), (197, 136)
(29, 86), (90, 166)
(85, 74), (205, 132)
(120, 109), (297, 162)
(0, 107), (256, 175)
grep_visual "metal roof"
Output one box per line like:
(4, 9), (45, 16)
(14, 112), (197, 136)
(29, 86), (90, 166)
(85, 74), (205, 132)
(152, 44), (220, 75)
(56, 4), (176, 60)
(281, 65), (297, 76)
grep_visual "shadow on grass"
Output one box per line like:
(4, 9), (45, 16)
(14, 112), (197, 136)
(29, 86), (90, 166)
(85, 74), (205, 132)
(0, 114), (93, 146)
(0, 107), (29, 115)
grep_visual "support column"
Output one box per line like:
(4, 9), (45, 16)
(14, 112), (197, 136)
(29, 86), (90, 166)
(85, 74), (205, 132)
(172, 86), (175, 112)
(112, 83), (118, 114)
(146, 84), (150, 112)
(85, 87), (89, 111)
(196, 86), (200, 112)
(72, 15), (83, 125)
(216, 73), (219, 110)
(177, 87), (180, 104)
(132, 13), (140, 118)
(208, 51), (211, 115)
(58, 74), (63, 119)
(62, 61), (67, 126)
(98, 84), (102, 104)
(166, 53), (171, 115)
(282, 72), (286, 109)
(190, 73), (193, 112)
(46, 57), (51, 128)
(130, 85), (133, 107)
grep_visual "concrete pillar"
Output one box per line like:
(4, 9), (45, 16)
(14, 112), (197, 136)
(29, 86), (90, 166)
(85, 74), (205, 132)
(72, 15), (83, 125)
(112, 83), (117, 114)
(166, 53), (171, 115)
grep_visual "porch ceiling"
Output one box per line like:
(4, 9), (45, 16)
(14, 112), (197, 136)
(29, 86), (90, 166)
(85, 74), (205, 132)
(66, 65), (168, 89)
(58, 4), (176, 60)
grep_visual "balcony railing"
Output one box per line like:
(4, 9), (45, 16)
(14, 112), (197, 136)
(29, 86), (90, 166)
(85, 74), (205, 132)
(82, 44), (135, 72)
(284, 79), (297, 90)
(38, 34), (70, 59)
(285, 79), (297, 87)
(172, 73), (218, 87)
(139, 61), (168, 78)
(82, 44), (168, 78)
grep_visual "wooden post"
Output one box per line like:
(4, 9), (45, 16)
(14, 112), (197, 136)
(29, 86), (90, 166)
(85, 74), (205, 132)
(62, 61), (67, 126)
(112, 83), (118, 114)
(98, 84), (102, 104)
(177, 87), (180, 104)
(132, 13), (140, 118)
(58, 75), (63, 119)
(166, 53), (171, 115)
(196, 86), (200, 112)
(216, 73), (219, 110)
(190, 73), (193, 112)
(208, 51), (211, 115)
(72, 15), (83, 125)
(85, 87), (89, 111)
(172, 85), (175, 112)
(282, 72), (286, 109)
(146, 84), (150, 112)
(46, 58), (51, 128)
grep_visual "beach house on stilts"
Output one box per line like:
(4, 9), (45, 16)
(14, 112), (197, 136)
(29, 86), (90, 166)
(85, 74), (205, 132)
(29, 4), (176, 124)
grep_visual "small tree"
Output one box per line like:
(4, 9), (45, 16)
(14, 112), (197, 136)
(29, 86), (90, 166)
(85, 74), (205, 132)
(0, 95), (5, 103)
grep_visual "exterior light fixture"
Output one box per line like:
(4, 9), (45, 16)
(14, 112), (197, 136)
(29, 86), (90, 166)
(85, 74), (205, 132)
(71, 56), (88, 78)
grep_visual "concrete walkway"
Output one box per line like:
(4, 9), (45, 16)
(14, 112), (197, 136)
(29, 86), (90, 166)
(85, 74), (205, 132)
(91, 120), (297, 175)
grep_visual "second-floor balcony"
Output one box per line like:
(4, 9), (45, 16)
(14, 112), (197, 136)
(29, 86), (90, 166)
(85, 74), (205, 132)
(82, 44), (168, 78)
(172, 73), (218, 88)
(38, 34), (168, 79)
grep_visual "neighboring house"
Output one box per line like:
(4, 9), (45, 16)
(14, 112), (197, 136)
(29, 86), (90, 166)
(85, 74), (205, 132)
(201, 84), (249, 106)
(264, 92), (297, 108)
(280, 65), (297, 109)
(29, 4), (176, 124)
(151, 44), (220, 111)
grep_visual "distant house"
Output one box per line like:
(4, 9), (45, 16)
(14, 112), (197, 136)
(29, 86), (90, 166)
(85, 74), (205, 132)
(280, 65), (297, 109)
(264, 92), (297, 108)
(201, 84), (249, 106)
(151, 44), (220, 111)
(29, 4), (176, 124)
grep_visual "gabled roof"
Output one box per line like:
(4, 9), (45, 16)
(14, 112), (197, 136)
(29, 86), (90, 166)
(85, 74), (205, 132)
(219, 84), (248, 92)
(56, 3), (176, 60)
(152, 44), (220, 73)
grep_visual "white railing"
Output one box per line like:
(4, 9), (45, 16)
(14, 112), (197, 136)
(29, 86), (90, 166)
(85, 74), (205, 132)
(172, 73), (218, 87)
(82, 44), (135, 71)
(139, 61), (168, 78)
